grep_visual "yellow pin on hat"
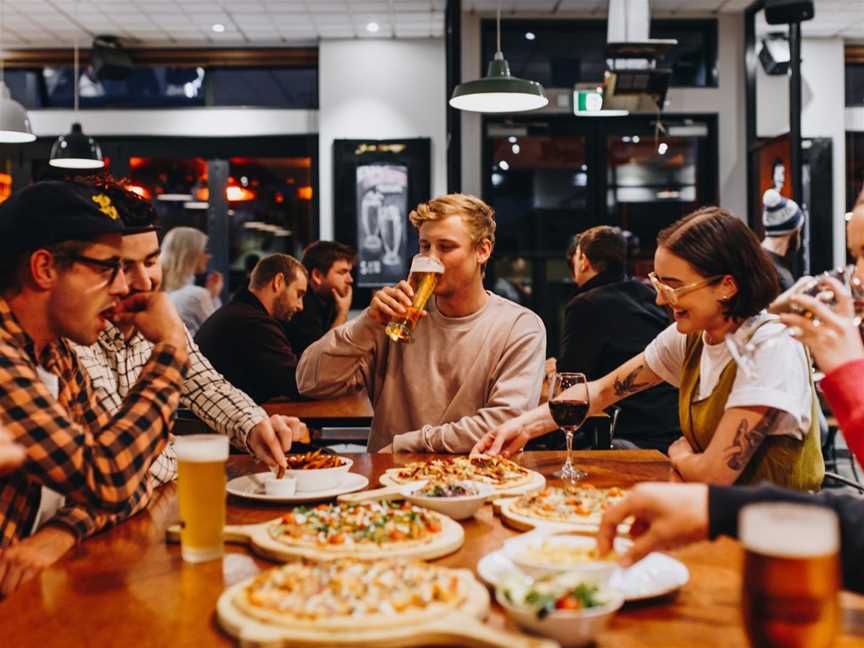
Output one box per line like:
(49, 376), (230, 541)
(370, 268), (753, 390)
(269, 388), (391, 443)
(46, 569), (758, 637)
(91, 193), (119, 220)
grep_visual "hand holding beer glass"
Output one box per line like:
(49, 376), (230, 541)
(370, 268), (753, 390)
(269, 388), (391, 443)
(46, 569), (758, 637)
(740, 503), (840, 648)
(382, 254), (444, 343)
(175, 435), (229, 563)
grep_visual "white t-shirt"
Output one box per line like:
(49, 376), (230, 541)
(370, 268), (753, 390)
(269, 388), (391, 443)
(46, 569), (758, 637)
(644, 314), (812, 441)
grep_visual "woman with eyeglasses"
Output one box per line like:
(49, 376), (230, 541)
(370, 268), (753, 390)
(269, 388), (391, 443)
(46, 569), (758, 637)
(474, 206), (824, 491)
(160, 226), (224, 336)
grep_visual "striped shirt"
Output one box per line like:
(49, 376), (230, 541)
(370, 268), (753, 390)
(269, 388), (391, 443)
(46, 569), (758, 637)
(0, 298), (188, 545)
(74, 321), (266, 484)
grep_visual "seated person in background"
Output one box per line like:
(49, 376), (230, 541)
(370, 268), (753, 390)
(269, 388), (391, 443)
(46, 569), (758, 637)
(555, 226), (679, 452)
(0, 181), (189, 595)
(195, 254), (307, 403)
(0, 428), (25, 477)
(475, 207), (824, 491)
(160, 226), (223, 336)
(283, 240), (355, 358)
(596, 481), (864, 594)
(297, 193), (546, 453)
(73, 178), (307, 482)
(761, 189), (804, 291)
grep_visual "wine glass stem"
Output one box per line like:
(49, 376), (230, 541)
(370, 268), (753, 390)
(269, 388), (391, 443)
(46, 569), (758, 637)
(565, 430), (574, 471)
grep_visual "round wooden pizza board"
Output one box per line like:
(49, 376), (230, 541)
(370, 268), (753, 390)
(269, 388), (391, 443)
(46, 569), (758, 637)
(378, 467), (546, 499)
(216, 569), (558, 648)
(494, 496), (629, 535)
(165, 513), (464, 563)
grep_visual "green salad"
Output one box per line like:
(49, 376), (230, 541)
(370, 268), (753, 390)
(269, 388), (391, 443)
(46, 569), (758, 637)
(500, 573), (607, 619)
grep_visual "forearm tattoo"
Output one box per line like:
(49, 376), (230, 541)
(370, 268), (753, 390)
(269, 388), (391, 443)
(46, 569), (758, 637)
(725, 409), (783, 471)
(613, 365), (650, 397)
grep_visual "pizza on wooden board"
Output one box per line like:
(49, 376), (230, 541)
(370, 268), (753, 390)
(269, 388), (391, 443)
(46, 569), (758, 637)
(234, 557), (474, 630)
(509, 485), (626, 525)
(268, 500), (445, 551)
(387, 455), (532, 489)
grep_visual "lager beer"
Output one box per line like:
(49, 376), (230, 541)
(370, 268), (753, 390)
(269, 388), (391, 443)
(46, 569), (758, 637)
(385, 255), (444, 343)
(175, 435), (229, 563)
(740, 503), (840, 648)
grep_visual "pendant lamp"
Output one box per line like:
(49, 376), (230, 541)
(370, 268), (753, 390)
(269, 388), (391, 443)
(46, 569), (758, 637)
(449, 6), (547, 113)
(49, 4), (103, 169)
(0, 0), (35, 143)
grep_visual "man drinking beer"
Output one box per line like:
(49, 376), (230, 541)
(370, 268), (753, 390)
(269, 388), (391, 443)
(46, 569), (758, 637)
(297, 193), (546, 453)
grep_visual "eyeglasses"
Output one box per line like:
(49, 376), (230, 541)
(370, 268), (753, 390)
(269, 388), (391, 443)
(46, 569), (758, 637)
(57, 252), (123, 285)
(648, 271), (724, 306)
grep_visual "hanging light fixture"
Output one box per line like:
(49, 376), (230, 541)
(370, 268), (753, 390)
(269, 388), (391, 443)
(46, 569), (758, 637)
(0, 0), (35, 143)
(449, 5), (547, 113)
(49, 2), (103, 169)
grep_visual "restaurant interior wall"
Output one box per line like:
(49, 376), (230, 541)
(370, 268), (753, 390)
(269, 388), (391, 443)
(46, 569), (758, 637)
(318, 38), (446, 241)
(460, 11), (748, 220)
(756, 36), (846, 267)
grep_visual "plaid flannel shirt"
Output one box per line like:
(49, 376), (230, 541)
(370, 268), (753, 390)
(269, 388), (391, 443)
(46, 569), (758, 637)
(0, 298), (188, 545)
(74, 322), (266, 485)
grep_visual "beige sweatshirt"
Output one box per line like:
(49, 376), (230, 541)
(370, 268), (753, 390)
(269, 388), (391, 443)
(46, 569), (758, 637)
(296, 292), (547, 453)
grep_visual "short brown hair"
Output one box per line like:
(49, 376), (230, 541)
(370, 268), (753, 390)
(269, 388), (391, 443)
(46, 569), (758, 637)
(576, 226), (627, 274)
(249, 253), (307, 289)
(657, 206), (779, 320)
(409, 193), (496, 247)
(302, 240), (356, 275)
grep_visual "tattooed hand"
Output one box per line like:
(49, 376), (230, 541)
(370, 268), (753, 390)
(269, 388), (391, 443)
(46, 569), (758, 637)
(613, 365), (651, 397)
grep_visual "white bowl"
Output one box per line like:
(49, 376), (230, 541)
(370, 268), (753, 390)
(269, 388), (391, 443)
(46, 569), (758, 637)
(400, 480), (495, 520)
(263, 475), (297, 496)
(497, 587), (623, 648)
(503, 531), (631, 583)
(286, 457), (353, 492)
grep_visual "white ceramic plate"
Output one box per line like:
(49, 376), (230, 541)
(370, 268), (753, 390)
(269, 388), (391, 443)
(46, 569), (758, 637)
(226, 472), (369, 503)
(477, 549), (689, 603)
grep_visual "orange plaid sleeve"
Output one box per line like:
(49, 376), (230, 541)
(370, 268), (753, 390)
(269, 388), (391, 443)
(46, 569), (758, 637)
(0, 338), (188, 544)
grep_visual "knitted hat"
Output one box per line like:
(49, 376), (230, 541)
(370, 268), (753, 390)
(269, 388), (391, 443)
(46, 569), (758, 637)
(762, 188), (804, 237)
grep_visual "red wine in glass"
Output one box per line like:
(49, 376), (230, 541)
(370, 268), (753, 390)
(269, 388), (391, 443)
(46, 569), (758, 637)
(549, 372), (590, 485)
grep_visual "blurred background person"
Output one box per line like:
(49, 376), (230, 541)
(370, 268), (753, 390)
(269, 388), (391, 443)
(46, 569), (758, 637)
(195, 254), (307, 402)
(284, 240), (355, 358)
(761, 188), (804, 291)
(553, 226), (680, 452)
(160, 226), (223, 336)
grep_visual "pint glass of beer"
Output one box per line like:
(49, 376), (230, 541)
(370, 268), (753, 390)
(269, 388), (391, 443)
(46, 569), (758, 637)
(175, 435), (229, 563)
(384, 254), (444, 343)
(740, 503), (840, 648)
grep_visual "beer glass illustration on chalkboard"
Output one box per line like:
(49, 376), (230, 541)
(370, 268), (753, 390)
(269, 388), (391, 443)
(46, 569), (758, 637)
(379, 204), (403, 266)
(360, 190), (384, 253)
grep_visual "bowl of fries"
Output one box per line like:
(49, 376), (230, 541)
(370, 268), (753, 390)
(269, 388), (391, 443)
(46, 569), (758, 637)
(285, 450), (353, 492)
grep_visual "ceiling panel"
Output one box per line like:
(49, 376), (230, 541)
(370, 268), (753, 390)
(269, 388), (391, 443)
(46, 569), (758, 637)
(0, 0), (855, 48)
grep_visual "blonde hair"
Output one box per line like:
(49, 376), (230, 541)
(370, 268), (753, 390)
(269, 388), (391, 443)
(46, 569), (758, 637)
(160, 226), (208, 292)
(409, 193), (496, 247)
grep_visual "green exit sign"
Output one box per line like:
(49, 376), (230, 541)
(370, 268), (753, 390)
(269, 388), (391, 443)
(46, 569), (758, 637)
(574, 89), (604, 114)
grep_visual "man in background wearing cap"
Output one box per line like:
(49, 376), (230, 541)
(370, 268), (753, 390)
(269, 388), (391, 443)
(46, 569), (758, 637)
(0, 180), (189, 596)
(72, 177), (308, 484)
(761, 188), (805, 291)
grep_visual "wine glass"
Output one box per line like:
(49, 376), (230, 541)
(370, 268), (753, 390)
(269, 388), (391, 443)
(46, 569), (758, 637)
(548, 372), (590, 489)
(725, 266), (864, 379)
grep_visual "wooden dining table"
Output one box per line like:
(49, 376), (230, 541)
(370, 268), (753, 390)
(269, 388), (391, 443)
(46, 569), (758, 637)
(3, 450), (864, 647)
(262, 391), (373, 428)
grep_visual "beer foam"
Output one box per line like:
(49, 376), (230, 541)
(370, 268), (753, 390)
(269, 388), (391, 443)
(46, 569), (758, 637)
(409, 255), (444, 274)
(739, 503), (839, 557)
(174, 434), (230, 462)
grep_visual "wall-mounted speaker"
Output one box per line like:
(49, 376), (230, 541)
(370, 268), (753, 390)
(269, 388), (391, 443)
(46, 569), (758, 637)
(764, 0), (815, 25)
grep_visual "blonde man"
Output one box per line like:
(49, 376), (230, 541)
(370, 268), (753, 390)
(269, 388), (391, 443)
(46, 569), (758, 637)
(297, 194), (546, 453)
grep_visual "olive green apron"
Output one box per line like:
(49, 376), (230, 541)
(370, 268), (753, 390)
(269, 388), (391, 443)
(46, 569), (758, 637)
(678, 332), (824, 492)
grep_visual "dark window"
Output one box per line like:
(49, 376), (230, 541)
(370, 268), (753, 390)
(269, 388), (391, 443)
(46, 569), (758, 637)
(481, 19), (718, 89)
(208, 67), (317, 109)
(846, 63), (864, 106)
(5, 64), (318, 109)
